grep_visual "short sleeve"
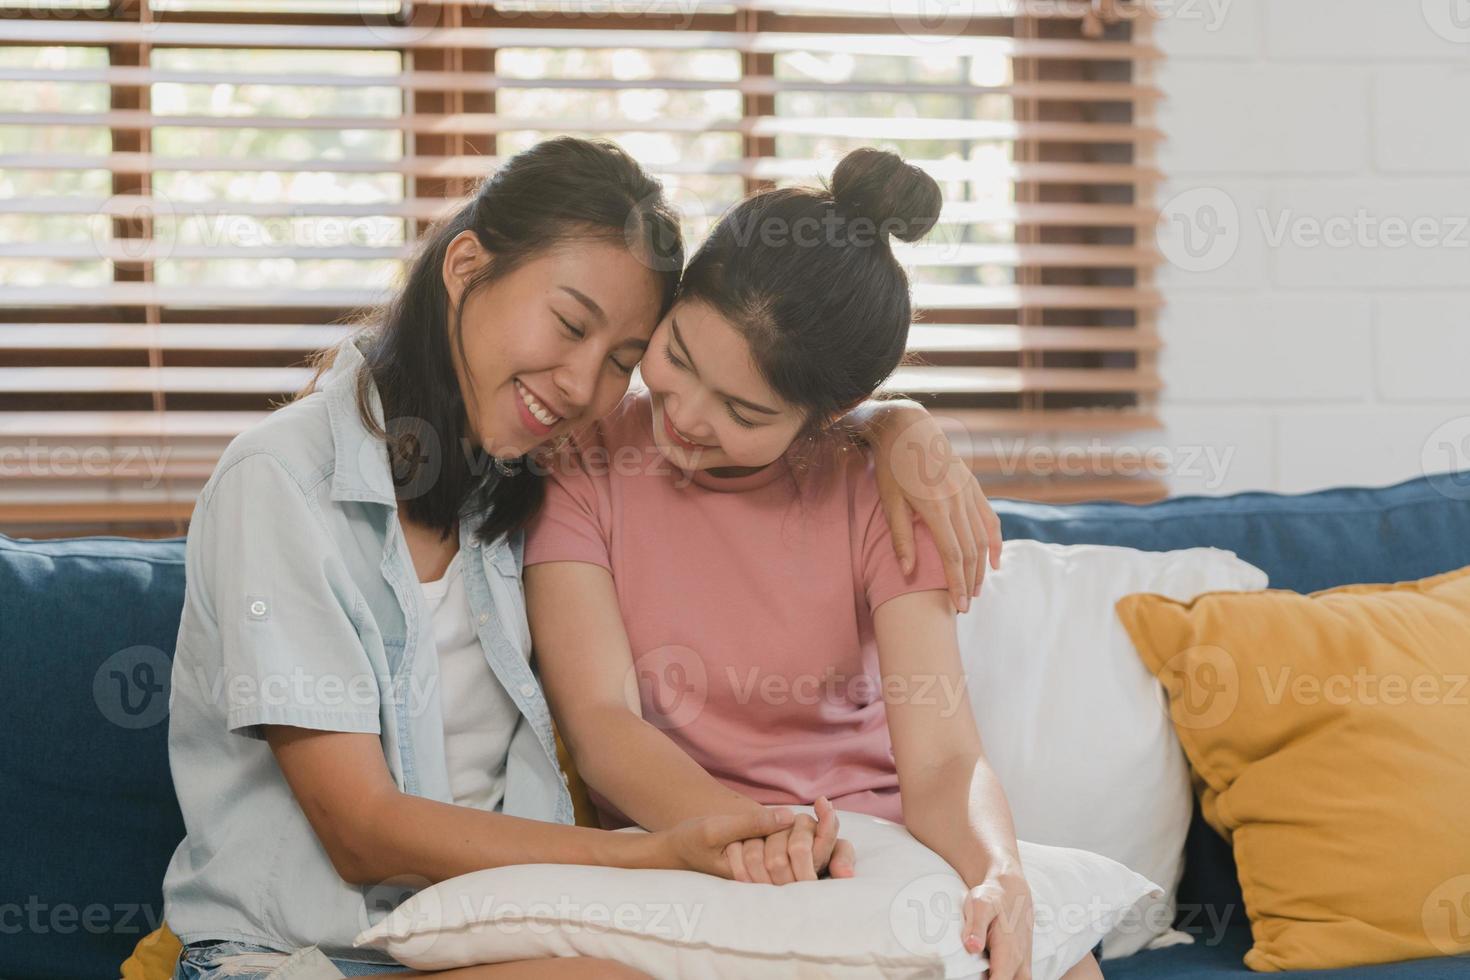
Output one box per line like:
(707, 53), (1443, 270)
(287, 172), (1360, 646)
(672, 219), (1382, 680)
(858, 463), (951, 613)
(524, 451), (613, 571)
(194, 451), (382, 740)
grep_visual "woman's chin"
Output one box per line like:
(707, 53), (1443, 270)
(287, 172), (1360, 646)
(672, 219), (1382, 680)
(471, 432), (533, 464)
(650, 437), (680, 467)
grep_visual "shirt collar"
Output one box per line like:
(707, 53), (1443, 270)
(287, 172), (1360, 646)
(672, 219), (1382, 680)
(324, 334), (399, 508)
(322, 334), (498, 540)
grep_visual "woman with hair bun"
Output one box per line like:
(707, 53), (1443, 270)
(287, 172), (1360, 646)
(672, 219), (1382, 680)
(526, 148), (1102, 980)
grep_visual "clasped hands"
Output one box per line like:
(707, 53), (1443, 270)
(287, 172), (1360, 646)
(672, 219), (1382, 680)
(721, 795), (855, 883)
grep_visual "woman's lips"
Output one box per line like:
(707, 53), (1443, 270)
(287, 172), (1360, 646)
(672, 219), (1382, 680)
(513, 378), (560, 438)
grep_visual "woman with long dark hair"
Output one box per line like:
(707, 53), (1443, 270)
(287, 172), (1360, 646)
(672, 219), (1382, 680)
(164, 137), (999, 979)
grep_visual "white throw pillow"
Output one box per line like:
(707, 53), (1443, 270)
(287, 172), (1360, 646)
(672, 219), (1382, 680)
(957, 539), (1268, 958)
(354, 807), (1161, 979)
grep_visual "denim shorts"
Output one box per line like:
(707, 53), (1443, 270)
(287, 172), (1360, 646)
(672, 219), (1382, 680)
(174, 940), (412, 979)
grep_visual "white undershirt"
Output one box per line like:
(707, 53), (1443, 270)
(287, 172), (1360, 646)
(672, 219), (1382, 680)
(418, 551), (515, 811)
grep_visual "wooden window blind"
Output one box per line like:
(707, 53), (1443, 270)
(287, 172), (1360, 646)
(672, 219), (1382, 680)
(0, 0), (1162, 539)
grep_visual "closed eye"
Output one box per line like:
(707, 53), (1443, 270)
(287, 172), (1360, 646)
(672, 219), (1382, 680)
(724, 405), (757, 428)
(556, 312), (585, 339)
(663, 343), (756, 428)
(610, 354), (637, 375)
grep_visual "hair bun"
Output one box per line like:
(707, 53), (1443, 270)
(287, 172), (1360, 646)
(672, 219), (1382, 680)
(830, 148), (941, 243)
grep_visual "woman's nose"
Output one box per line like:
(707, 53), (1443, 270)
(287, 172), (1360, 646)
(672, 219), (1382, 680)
(669, 393), (715, 440)
(552, 346), (602, 412)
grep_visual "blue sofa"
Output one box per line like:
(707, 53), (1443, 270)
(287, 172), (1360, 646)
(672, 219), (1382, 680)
(3, 471), (1469, 980)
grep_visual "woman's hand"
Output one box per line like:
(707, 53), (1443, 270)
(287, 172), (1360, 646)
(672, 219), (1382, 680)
(653, 806), (798, 878)
(961, 867), (1035, 980)
(723, 796), (856, 884)
(869, 402), (1003, 613)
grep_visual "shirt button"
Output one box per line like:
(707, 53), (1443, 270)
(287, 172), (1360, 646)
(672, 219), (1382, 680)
(249, 599), (267, 617)
(477, 612), (489, 626)
(470, 539), (481, 549)
(519, 682), (536, 697)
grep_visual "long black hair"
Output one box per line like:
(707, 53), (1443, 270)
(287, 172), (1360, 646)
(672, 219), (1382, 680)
(295, 137), (683, 546)
(677, 147), (940, 451)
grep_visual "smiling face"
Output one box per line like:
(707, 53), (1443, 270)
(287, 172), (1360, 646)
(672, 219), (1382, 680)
(638, 297), (810, 474)
(443, 231), (665, 459)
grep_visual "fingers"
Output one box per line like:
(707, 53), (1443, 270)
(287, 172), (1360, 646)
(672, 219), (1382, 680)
(928, 508), (970, 614)
(884, 498), (917, 576)
(742, 837), (773, 884)
(810, 796), (838, 874)
(786, 813), (819, 882)
(952, 497), (981, 605)
(710, 806), (793, 847)
(826, 837), (857, 878)
(964, 898), (994, 959)
(966, 490), (991, 596)
(986, 918), (1023, 980)
(976, 486), (1004, 572)
(763, 830), (796, 885)
(724, 841), (750, 883)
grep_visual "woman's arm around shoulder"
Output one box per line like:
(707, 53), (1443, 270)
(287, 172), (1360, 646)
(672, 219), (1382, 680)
(844, 398), (1003, 612)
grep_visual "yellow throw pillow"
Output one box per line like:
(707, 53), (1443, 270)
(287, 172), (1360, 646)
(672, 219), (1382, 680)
(1116, 565), (1470, 972)
(555, 724), (600, 828)
(120, 925), (181, 980)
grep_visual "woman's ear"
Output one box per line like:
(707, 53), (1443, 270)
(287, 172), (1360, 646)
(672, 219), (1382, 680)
(442, 230), (488, 308)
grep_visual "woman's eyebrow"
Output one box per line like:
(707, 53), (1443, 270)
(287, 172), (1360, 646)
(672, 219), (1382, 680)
(558, 285), (606, 324)
(671, 316), (780, 416)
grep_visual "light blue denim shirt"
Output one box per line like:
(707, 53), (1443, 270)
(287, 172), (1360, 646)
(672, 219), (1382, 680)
(162, 334), (574, 959)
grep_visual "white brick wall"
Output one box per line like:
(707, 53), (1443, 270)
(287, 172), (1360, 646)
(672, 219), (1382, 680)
(1151, 0), (1470, 495)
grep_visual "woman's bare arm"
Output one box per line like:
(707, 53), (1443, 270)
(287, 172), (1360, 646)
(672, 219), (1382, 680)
(524, 560), (768, 832)
(872, 590), (1022, 887)
(263, 724), (794, 887)
(873, 588), (1035, 980)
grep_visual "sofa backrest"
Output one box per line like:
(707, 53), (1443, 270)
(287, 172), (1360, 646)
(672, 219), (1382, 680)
(0, 533), (188, 980)
(994, 471), (1470, 594)
(3, 470), (1466, 978)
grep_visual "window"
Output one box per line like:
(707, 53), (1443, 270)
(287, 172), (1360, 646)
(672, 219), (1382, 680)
(0, 0), (1160, 537)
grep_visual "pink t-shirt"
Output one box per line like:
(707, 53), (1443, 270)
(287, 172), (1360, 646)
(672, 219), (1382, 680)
(524, 390), (949, 828)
